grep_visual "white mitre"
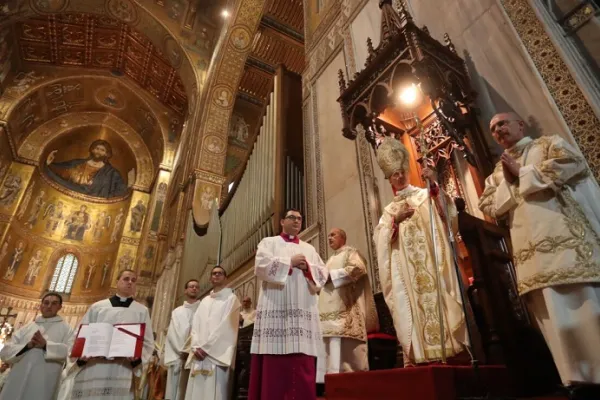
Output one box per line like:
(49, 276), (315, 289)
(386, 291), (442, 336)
(376, 137), (410, 178)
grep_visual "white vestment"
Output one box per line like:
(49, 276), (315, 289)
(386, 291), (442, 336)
(374, 185), (468, 365)
(70, 298), (155, 400)
(240, 308), (256, 328)
(0, 315), (71, 400)
(164, 301), (199, 400)
(479, 135), (600, 384)
(184, 288), (241, 400)
(251, 235), (329, 356)
(0, 368), (9, 391)
(316, 246), (378, 383)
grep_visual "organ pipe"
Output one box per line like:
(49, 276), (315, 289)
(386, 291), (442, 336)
(218, 68), (305, 274)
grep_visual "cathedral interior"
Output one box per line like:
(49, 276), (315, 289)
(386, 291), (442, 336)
(0, 0), (599, 397)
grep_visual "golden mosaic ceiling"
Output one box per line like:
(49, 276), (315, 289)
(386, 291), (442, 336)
(15, 13), (188, 116)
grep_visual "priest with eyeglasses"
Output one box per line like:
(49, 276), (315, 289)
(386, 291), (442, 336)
(249, 208), (329, 400)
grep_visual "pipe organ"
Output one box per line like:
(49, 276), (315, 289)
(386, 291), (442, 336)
(286, 156), (304, 213)
(218, 67), (305, 276)
(220, 79), (278, 273)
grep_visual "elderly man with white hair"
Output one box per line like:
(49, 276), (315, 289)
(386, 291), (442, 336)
(479, 112), (600, 399)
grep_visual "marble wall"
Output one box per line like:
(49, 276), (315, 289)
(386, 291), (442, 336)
(412, 0), (574, 144)
(315, 52), (369, 260)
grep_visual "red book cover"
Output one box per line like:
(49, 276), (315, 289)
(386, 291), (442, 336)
(69, 324), (87, 358)
(69, 323), (145, 358)
(114, 323), (146, 359)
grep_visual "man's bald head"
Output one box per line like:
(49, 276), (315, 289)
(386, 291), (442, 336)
(328, 228), (347, 251)
(490, 112), (526, 149)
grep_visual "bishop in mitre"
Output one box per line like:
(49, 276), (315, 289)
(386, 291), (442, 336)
(184, 266), (241, 400)
(479, 112), (600, 394)
(164, 279), (200, 400)
(373, 137), (468, 366)
(317, 228), (379, 383)
(69, 269), (155, 400)
(0, 292), (71, 400)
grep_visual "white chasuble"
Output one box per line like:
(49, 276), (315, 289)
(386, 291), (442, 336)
(374, 185), (468, 365)
(479, 135), (600, 384)
(251, 235), (329, 357)
(164, 301), (199, 400)
(317, 246), (378, 381)
(478, 135), (600, 294)
(70, 298), (155, 400)
(184, 288), (241, 400)
(240, 308), (256, 328)
(0, 315), (71, 400)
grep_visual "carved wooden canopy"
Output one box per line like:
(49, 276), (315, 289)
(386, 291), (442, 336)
(337, 0), (489, 171)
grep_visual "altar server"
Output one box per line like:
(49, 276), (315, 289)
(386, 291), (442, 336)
(164, 279), (200, 400)
(184, 266), (240, 400)
(70, 269), (154, 400)
(249, 208), (329, 400)
(0, 292), (71, 400)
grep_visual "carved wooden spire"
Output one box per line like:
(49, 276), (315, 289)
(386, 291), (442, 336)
(379, 0), (412, 47)
(338, 69), (347, 92)
(366, 37), (375, 65)
(444, 33), (457, 54)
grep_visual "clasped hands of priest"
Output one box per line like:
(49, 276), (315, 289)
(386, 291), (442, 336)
(26, 330), (47, 350)
(500, 153), (520, 184)
(291, 254), (308, 271)
(193, 348), (208, 360)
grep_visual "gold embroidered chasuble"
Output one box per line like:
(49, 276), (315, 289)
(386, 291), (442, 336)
(479, 135), (600, 295)
(374, 185), (467, 364)
(318, 246), (379, 342)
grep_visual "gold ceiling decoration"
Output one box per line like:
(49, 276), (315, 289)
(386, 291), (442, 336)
(15, 13), (188, 116)
(237, 0), (305, 104)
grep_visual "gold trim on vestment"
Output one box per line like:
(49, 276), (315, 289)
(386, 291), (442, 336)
(319, 247), (368, 341)
(512, 138), (600, 295)
(191, 368), (214, 377)
(518, 262), (600, 293)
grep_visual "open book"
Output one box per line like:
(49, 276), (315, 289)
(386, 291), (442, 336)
(70, 322), (145, 359)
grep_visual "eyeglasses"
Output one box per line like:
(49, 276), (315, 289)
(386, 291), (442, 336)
(285, 216), (302, 222)
(211, 271), (224, 276)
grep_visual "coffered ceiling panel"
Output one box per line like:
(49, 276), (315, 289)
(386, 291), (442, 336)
(16, 14), (188, 116)
(239, 65), (273, 101)
(251, 26), (304, 75)
(264, 0), (304, 34)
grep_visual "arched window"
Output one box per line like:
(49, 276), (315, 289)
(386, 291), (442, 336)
(49, 253), (79, 294)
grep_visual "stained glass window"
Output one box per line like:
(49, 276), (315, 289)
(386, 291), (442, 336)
(49, 253), (79, 294)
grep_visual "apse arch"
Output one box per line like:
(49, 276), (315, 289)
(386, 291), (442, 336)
(2, 74), (168, 175)
(186, 0), (268, 228)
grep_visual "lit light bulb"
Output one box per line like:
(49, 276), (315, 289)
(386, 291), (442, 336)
(221, 9), (230, 18)
(398, 83), (419, 106)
